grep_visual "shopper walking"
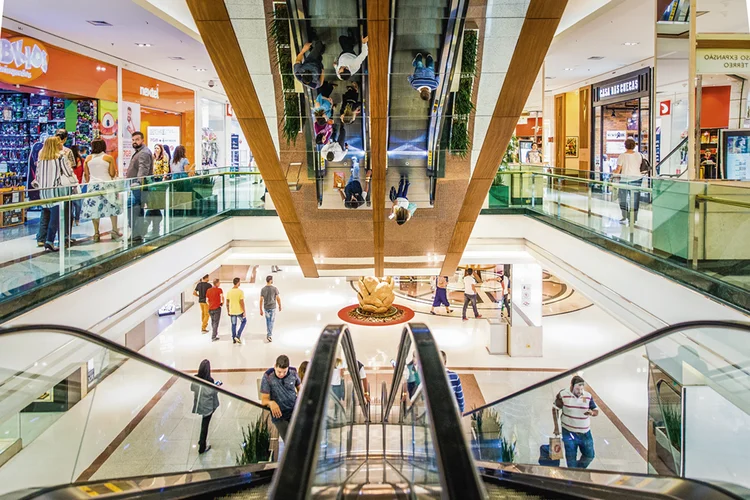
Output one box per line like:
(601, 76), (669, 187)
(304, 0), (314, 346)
(206, 278), (224, 341)
(293, 40), (325, 89)
(430, 275), (453, 315)
(260, 355), (301, 442)
(405, 352), (420, 399)
(335, 30), (368, 81)
(441, 351), (465, 413)
(612, 138), (645, 224)
(125, 131), (154, 243)
(82, 139), (122, 242)
(338, 156), (366, 209)
(408, 53), (439, 101)
(191, 359), (221, 454)
(225, 277), (247, 344)
(170, 145), (191, 179)
(36, 136), (75, 252)
(55, 129), (77, 244)
(194, 274), (212, 333)
(498, 268), (511, 316)
(260, 275), (282, 343)
(388, 176), (417, 225)
(153, 144), (170, 178)
(462, 268), (482, 320)
(340, 82), (362, 124)
(70, 145), (84, 226)
(552, 375), (598, 469)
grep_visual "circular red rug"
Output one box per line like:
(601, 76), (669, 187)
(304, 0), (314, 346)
(337, 304), (416, 326)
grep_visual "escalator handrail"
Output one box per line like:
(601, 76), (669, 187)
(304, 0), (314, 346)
(268, 324), (368, 499)
(426, 0), (470, 173)
(655, 136), (688, 176)
(464, 320), (750, 416)
(0, 324), (270, 411)
(400, 323), (485, 499)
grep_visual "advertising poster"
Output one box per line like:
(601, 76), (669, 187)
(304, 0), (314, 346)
(725, 132), (750, 180)
(147, 126), (180, 152)
(98, 100), (118, 163)
(121, 101), (140, 170)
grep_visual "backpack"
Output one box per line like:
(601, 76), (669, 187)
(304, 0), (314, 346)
(639, 156), (651, 176)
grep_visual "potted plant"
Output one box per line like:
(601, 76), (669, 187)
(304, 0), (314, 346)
(236, 415), (273, 465)
(654, 404), (681, 474)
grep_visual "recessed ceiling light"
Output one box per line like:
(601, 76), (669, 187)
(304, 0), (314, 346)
(564, 67), (574, 71)
(135, 43), (152, 47)
(588, 56), (605, 60)
(169, 56), (185, 60)
(87, 20), (112, 27)
(623, 42), (639, 46)
(545, 76), (556, 80)
(195, 68), (207, 72)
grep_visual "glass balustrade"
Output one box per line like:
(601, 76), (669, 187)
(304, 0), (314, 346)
(0, 169), (264, 305)
(0, 326), (274, 495)
(463, 322), (750, 490)
(487, 165), (750, 299)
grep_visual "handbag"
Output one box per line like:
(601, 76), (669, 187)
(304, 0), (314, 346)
(57, 157), (80, 194)
(549, 436), (564, 460)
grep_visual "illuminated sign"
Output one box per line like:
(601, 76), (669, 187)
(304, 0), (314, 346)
(696, 48), (750, 74)
(0, 37), (49, 84)
(598, 78), (639, 99)
(140, 86), (159, 99)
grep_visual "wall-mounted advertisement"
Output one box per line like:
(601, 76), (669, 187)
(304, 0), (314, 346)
(606, 130), (627, 141)
(148, 126), (180, 151)
(121, 101), (140, 170)
(722, 129), (750, 180)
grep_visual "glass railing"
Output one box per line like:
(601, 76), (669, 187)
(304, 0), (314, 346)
(463, 320), (750, 491)
(486, 166), (750, 304)
(0, 324), (274, 496)
(0, 169), (265, 308)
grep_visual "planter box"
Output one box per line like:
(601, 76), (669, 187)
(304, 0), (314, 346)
(655, 426), (681, 474)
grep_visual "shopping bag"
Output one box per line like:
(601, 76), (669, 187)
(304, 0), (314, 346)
(539, 445), (561, 467)
(549, 436), (563, 460)
(333, 171), (345, 189)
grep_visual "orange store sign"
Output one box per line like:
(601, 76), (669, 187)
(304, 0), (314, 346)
(0, 36), (49, 84)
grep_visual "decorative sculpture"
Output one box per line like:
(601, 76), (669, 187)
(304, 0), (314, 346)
(356, 276), (396, 315)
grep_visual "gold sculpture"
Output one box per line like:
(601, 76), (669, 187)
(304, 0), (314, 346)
(357, 276), (396, 315)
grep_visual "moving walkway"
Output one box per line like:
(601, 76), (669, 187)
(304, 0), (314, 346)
(2, 321), (750, 499)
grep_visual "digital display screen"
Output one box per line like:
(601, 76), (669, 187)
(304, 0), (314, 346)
(723, 130), (750, 180)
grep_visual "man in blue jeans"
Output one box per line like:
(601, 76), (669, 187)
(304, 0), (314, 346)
(225, 277), (247, 344)
(408, 53), (439, 101)
(259, 275), (282, 343)
(552, 375), (598, 469)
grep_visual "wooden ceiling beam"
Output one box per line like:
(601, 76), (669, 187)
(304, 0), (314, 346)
(440, 0), (567, 275)
(367, 0), (390, 277)
(187, 0), (318, 277)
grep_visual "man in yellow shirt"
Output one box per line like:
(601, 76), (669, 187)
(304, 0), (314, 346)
(225, 277), (246, 344)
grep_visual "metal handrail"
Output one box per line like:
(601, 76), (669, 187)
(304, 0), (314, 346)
(0, 324), (271, 411)
(465, 320), (750, 416)
(655, 136), (688, 175)
(0, 171), (260, 212)
(695, 194), (750, 210)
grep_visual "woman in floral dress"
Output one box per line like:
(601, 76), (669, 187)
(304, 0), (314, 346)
(81, 139), (122, 242)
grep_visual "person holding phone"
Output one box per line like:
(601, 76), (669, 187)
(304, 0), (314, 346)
(552, 375), (599, 469)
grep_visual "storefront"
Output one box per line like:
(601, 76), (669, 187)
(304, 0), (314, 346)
(200, 98), (225, 169)
(0, 30), (117, 227)
(591, 68), (652, 176)
(515, 114), (543, 164)
(226, 103), (253, 169)
(120, 69), (195, 173)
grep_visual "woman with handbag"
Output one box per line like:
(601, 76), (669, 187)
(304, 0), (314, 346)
(36, 136), (77, 252)
(191, 359), (221, 454)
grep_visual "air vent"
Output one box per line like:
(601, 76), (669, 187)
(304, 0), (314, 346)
(87, 20), (112, 27)
(588, 56), (605, 60)
(169, 56), (185, 60)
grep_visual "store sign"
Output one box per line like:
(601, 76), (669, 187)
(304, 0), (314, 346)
(598, 78), (640, 100)
(140, 86), (159, 99)
(697, 48), (750, 74)
(226, 103), (234, 117)
(660, 100), (671, 116)
(0, 36), (49, 84)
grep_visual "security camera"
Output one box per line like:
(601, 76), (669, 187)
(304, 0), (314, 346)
(208, 80), (216, 88)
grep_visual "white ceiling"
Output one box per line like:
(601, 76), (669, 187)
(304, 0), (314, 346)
(697, 0), (750, 33)
(2, 0), (223, 95)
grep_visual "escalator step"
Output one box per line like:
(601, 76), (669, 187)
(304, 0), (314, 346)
(215, 483), (270, 500)
(485, 483), (557, 499)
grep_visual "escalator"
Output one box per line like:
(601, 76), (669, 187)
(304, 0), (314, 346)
(3, 322), (750, 499)
(387, 0), (468, 206)
(286, 0), (370, 208)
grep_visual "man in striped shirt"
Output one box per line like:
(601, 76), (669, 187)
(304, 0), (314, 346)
(552, 375), (598, 469)
(441, 351), (464, 413)
(408, 53), (440, 101)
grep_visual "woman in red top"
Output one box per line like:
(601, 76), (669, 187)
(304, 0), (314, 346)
(70, 145), (85, 225)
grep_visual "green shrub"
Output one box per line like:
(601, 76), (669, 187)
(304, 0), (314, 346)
(663, 404), (682, 451)
(283, 93), (301, 145)
(269, 4), (290, 47)
(454, 77), (475, 116)
(461, 30), (478, 76)
(450, 119), (471, 158)
(236, 416), (272, 465)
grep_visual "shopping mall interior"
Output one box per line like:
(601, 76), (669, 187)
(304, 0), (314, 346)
(0, 0), (748, 498)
